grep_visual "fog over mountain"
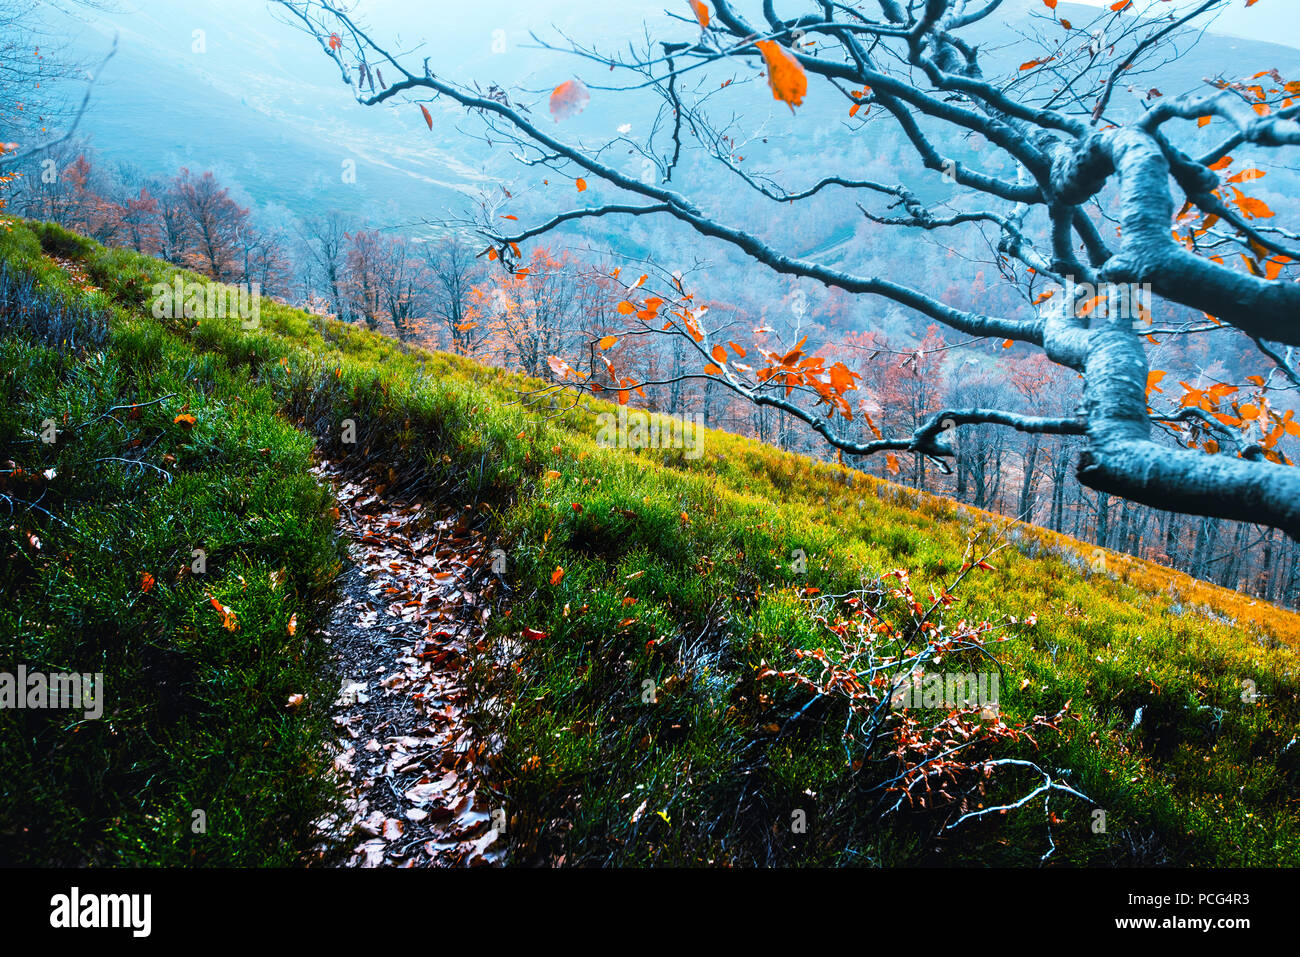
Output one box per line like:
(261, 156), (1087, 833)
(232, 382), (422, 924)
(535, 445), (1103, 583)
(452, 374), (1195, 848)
(41, 0), (1300, 235)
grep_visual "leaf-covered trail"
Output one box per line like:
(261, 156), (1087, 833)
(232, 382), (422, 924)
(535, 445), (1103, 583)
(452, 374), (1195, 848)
(309, 460), (503, 867)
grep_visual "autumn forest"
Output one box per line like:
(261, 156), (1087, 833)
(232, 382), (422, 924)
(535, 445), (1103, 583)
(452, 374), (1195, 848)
(2, 0), (1300, 920)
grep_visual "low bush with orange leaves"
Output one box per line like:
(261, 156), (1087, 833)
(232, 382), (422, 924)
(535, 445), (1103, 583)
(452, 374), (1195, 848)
(755, 533), (1091, 859)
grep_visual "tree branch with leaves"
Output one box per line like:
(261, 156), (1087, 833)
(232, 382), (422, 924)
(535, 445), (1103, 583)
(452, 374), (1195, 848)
(274, 0), (1300, 538)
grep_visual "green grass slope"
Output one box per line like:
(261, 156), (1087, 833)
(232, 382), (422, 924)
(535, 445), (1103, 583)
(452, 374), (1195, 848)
(2, 219), (1298, 866)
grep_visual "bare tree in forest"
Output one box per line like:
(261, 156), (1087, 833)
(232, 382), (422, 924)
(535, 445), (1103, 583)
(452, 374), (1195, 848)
(170, 168), (250, 282)
(343, 228), (426, 339)
(278, 0), (1300, 538)
(299, 209), (353, 321)
(421, 237), (488, 356)
(372, 232), (423, 341)
(343, 228), (386, 332)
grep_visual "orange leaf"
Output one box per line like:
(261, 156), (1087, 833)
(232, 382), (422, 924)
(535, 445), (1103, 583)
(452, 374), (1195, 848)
(419, 104), (433, 130)
(885, 452), (900, 475)
(1237, 196), (1275, 219)
(1019, 56), (1055, 71)
(828, 362), (860, 395)
(688, 0), (710, 29)
(754, 40), (807, 111)
(576, 178), (588, 192)
(548, 355), (584, 380)
(549, 79), (590, 121)
(206, 595), (238, 631)
(140, 572), (155, 594)
(550, 566), (565, 585)
(287, 613), (297, 637)
(1226, 169), (1265, 184)
(711, 344), (728, 364)
(598, 335), (618, 350)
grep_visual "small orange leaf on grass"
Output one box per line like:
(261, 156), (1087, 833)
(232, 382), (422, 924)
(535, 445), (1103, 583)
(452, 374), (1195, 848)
(140, 572), (155, 594)
(287, 613), (297, 637)
(174, 413), (196, 427)
(207, 594), (238, 631)
(550, 566), (565, 585)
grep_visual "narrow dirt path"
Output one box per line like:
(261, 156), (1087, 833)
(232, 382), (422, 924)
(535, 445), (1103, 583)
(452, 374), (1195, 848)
(309, 459), (504, 867)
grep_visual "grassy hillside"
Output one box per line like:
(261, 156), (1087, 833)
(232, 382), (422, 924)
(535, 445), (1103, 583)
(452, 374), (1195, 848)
(2, 219), (1298, 866)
